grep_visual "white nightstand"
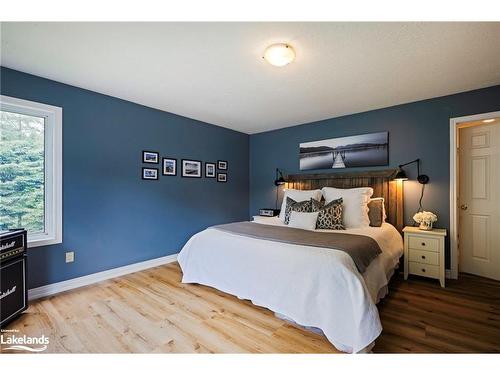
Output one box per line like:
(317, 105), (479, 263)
(403, 226), (447, 287)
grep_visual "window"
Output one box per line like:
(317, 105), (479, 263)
(1, 95), (62, 247)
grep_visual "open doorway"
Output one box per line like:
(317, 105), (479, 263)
(450, 111), (500, 281)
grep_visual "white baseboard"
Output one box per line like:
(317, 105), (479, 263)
(28, 253), (178, 301)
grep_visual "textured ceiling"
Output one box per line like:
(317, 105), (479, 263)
(2, 22), (500, 134)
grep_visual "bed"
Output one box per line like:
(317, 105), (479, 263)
(178, 170), (404, 353)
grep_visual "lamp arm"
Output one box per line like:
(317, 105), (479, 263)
(399, 158), (429, 185)
(398, 158), (422, 177)
(398, 158), (420, 169)
(275, 168), (283, 180)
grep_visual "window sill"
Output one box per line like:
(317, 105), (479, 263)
(28, 234), (62, 248)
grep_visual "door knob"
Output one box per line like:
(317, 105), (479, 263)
(460, 204), (468, 210)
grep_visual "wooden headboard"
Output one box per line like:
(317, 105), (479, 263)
(286, 169), (404, 232)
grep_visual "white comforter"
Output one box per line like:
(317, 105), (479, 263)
(177, 217), (403, 353)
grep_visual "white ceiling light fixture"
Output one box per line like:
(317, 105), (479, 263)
(263, 43), (296, 67)
(482, 119), (495, 123)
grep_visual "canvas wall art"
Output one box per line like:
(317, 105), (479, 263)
(299, 132), (388, 170)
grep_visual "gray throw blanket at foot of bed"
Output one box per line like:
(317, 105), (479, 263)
(211, 221), (382, 273)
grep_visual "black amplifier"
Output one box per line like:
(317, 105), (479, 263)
(1, 229), (28, 328)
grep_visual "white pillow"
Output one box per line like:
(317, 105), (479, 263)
(288, 211), (319, 231)
(279, 189), (323, 221)
(321, 187), (373, 228)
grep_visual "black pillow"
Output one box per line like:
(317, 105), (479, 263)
(284, 197), (312, 224)
(311, 198), (345, 230)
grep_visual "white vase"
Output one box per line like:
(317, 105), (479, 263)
(419, 221), (433, 231)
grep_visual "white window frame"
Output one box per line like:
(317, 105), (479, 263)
(1, 95), (62, 248)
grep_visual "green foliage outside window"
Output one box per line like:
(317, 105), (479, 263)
(0, 110), (45, 233)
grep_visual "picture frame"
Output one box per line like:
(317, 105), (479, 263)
(299, 131), (389, 171)
(217, 173), (227, 183)
(162, 158), (177, 176)
(181, 159), (202, 178)
(142, 167), (158, 180)
(205, 162), (216, 178)
(142, 150), (159, 164)
(217, 160), (228, 170)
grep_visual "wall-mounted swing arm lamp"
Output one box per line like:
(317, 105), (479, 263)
(394, 158), (429, 213)
(394, 158), (429, 184)
(274, 168), (286, 186)
(274, 168), (286, 210)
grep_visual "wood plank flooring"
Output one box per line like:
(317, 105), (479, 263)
(374, 272), (500, 353)
(2, 262), (499, 353)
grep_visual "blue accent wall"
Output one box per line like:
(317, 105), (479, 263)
(3, 65), (499, 284)
(249, 85), (500, 268)
(1, 67), (249, 288)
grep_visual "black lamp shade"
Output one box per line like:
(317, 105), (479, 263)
(274, 176), (286, 186)
(274, 168), (286, 186)
(394, 168), (408, 181)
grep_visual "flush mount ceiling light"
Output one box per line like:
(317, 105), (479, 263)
(263, 43), (296, 67)
(482, 119), (495, 123)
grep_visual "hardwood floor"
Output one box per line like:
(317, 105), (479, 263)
(2, 262), (339, 353)
(374, 272), (500, 353)
(2, 262), (500, 353)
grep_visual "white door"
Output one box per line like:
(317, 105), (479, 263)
(459, 120), (500, 280)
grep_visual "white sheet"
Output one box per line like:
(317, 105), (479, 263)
(177, 217), (403, 353)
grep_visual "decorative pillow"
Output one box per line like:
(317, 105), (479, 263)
(321, 187), (373, 228)
(311, 198), (345, 230)
(368, 198), (386, 227)
(284, 197), (312, 225)
(279, 189), (322, 221)
(288, 211), (320, 231)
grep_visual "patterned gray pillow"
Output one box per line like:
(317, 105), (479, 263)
(311, 198), (345, 230)
(284, 197), (312, 224)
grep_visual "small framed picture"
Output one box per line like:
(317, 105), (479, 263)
(217, 160), (228, 170)
(142, 168), (158, 180)
(217, 173), (227, 183)
(143, 151), (159, 164)
(162, 158), (177, 176)
(205, 162), (216, 178)
(182, 159), (202, 178)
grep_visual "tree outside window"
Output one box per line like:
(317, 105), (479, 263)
(0, 110), (45, 233)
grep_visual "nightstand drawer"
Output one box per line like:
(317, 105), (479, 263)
(408, 236), (439, 252)
(408, 249), (439, 265)
(409, 262), (440, 278)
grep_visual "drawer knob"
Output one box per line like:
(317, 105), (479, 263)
(422, 268), (426, 273)
(421, 242), (426, 246)
(421, 255), (426, 259)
